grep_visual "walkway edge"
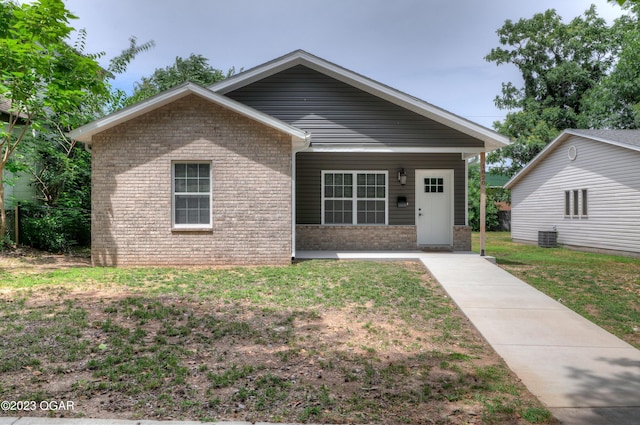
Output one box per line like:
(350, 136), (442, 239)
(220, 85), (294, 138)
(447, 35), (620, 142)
(417, 252), (640, 425)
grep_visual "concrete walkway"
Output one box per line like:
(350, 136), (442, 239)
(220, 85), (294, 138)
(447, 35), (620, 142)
(298, 251), (640, 425)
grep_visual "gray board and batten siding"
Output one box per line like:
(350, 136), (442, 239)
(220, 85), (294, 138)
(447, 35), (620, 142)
(296, 152), (467, 226)
(224, 65), (484, 148)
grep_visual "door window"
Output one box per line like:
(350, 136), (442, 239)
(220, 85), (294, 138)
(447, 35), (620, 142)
(424, 177), (444, 193)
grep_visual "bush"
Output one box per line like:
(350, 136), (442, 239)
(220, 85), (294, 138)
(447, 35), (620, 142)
(467, 162), (503, 232)
(19, 203), (90, 252)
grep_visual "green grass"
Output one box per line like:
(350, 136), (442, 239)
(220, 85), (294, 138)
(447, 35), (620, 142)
(0, 258), (553, 424)
(474, 232), (640, 349)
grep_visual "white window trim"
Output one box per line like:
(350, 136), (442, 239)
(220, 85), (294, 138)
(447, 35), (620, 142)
(321, 170), (389, 226)
(172, 161), (213, 230)
(564, 188), (588, 219)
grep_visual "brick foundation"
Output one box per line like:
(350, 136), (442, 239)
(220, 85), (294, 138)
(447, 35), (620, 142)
(296, 225), (417, 251)
(453, 225), (472, 251)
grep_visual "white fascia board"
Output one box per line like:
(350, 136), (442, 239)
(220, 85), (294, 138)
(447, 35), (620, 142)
(211, 50), (510, 152)
(304, 145), (486, 154)
(212, 56), (306, 93)
(504, 132), (569, 189)
(67, 86), (192, 142)
(564, 129), (640, 153)
(505, 129), (640, 189)
(197, 84), (309, 144)
(301, 60), (510, 151)
(67, 83), (309, 145)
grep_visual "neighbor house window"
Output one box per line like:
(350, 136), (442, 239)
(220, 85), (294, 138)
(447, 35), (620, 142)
(322, 171), (388, 225)
(173, 162), (211, 228)
(564, 189), (588, 218)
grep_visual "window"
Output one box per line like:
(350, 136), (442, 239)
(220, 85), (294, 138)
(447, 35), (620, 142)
(322, 171), (387, 225)
(323, 173), (353, 224)
(564, 188), (588, 218)
(173, 162), (211, 228)
(424, 177), (444, 193)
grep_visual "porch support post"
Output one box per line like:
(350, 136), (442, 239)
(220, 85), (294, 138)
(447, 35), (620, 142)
(480, 151), (486, 256)
(290, 134), (311, 260)
(291, 150), (297, 259)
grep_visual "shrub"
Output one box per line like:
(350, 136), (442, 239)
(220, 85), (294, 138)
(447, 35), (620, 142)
(19, 203), (90, 252)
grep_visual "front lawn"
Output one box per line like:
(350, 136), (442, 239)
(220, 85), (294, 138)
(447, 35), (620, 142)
(474, 232), (640, 349)
(0, 253), (554, 424)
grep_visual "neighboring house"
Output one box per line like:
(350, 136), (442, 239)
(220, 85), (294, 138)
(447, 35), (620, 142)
(68, 50), (509, 266)
(1, 98), (37, 208)
(505, 129), (640, 256)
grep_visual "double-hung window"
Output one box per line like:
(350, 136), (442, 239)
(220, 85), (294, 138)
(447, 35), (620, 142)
(322, 171), (388, 225)
(173, 162), (211, 228)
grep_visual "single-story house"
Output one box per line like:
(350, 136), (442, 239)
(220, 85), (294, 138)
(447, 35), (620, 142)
(68, 50), (509, 266)
(505, 129), (640, 256)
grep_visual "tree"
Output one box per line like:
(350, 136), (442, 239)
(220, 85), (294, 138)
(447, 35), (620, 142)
(580, 6), (640, 128)
(485, 6), (622, 175)
(467, 161), (500, 232)
(23, 35), (154, 206)
(609, 0), (640, 5)
(126, 54), (236, 105)
(13, 34), (153, 251)
(0, 0), (109, 240)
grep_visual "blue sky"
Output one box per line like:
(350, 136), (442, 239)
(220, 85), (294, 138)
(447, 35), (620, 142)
(63, 0), (626, 128)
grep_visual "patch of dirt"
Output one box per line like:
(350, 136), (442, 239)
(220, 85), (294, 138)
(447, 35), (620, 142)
(0, 246), (91, 270)
(0, 253), (555, 424)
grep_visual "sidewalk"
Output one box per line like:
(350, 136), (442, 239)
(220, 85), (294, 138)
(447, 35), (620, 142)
(299, 251), (640, 425)
(418, 252), (640, 425)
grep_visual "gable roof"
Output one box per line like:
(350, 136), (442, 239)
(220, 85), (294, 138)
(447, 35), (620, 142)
(210, 50), (510, 152)
(67, 83), (310, 146)
(504, 129), (640, 189)
(565, 129), (640, 150)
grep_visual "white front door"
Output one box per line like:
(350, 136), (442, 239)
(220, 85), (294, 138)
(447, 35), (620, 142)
(415, 170), (453, 246)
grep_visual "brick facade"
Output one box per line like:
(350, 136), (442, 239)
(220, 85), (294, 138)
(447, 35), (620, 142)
(296, 225), (418, 251)
(296, 225), (471, 252)
(453, 225), (472, 251)
(91, 95), (292, 266)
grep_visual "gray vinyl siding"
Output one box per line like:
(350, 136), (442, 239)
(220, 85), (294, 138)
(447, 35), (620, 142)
(226, 65), (483, 148)
(296, 152), (466, 226)
(511, 135), (640, 254)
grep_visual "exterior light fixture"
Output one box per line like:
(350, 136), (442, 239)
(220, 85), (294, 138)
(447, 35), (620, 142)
(398, 168), (407, 185)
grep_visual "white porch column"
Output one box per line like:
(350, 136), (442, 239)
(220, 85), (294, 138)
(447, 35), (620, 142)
(291, 150), (297, 259)
(480, 151), (486, 256)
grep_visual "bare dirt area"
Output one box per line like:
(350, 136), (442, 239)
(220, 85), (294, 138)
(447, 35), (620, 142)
(0, 252), (555, 424)
(0, 246), (91, 270)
